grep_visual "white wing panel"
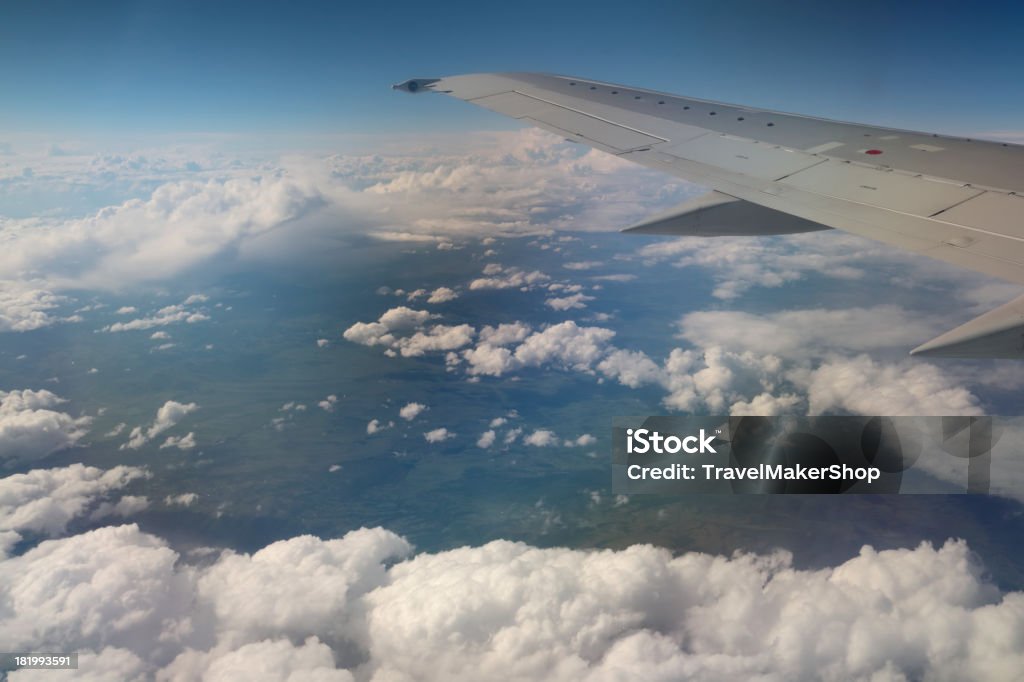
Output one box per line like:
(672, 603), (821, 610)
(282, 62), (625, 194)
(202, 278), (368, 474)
(937, 192), (1024, 238)
(524, 109), (665, 152)
(780, 160), (983, 217)
(470, 92), (553, 118)
(662, 134), (824, 180)
(468, 90), (666, 152)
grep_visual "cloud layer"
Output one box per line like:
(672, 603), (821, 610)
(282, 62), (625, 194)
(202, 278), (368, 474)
(345, 305), (986, 416)
(0, 463), (147, 557)
(0, 389), (92, 465)
(1, 522), (1022, 681)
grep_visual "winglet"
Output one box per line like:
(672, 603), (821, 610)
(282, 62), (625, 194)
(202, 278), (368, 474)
(911, 292), (1024, 358)
(392, 78), (441, 93)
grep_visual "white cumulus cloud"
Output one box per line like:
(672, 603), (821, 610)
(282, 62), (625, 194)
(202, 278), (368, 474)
(399, 403), (426, 421)
(424, 428), (454, 443)
(0, 463), (148, 557)
(524, 429), (559, 447)
(426, 286), (459, 304)
(0, 389), (92, 464)
(121, 400), (198, 450)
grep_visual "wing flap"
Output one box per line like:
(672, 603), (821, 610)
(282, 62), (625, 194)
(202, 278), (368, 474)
(470, 91), (554, 118)
(911, 293), (1024, 358)
(779, 160), (984, 217)
(937, 191), (1024, 237)
(624, 190), (831, 236)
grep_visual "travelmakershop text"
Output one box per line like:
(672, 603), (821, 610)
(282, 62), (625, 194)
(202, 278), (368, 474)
(627, 462), (881, 483)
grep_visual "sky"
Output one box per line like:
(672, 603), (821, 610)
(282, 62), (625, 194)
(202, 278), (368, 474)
(3, 0), (1024, 136)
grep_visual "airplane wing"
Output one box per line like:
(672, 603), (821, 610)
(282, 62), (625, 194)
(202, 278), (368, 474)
(394, 73), (1024, 358)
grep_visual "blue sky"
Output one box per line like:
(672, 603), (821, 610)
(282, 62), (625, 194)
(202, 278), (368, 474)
(2, 0), (1024, 136)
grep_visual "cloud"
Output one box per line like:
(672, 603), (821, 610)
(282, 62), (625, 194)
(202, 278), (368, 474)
(164, 493), (198, 507)
(635, 231), (869, 300)
(596, 349), (663, 388)
(348, 128), (688, 239)
(524, 429), (558, 447)
(343, 306), (473, 357)
(791, 355), (983, 416)
(563, 261), (603, 271)
(397, 324), (475, 358)
(104, 304), (209, 332)
(9, 526), (1011, 681)
(0, 130), (667, 348)
(545, 293), (595, 310)
(547, 283), (584, 293)
(677, 306), (940, 358)
(165, 637), (355, 682)
(0, 389), (92, 464)
(0, 283), (67, 332)
(424, 428), (454, 443)
(729, 392), (803, 415)
(89, 495), (150, 521)
(160, 433), (196, 450)
(461, 344), (516, 377)
(510, 322), (615, 373)
(398, 403), (426, 421)
(366, 419), (394, 435)
(468, 264), (550, 291)
(564, 434), (597, 447)
(591, 274), (637, 282)
(193, 527), (410, 651)
(318, 395), (338, 412)
(121, 400), (198, 450)
(476, 430), (496, 448)
(378, 307), (435, 329)
(478, 322), (532, 346)
(0, 526), (198, 668)
(317, 338), (330, 348)
(462, 321), (615, 378)
(347, 301), (985, 417)
(0, 174), (324, 291)
(0, 463), (148, 557)
(426, 287), (459, 304)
